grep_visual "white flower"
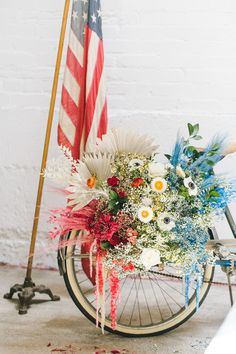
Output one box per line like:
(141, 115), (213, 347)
(91, 128), (159, 156)
(66, 153), (113, 211)
(129, 159), (144, 169)
(148, 162), (167, 177)
(188, 188), (198, 196)
(140, 248), (161, 270)
(176, 165), (186, 178)
(142, 197), (152, 206)
(184, 177), (198, 196)
(82, 152), (113, 180)
(44, 155), (73, 185)
(151, 177), (167, 193)
(157, 213), (175, 231)
(138, 206), (154, 223)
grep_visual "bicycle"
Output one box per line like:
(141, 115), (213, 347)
(57, 203), (236, 337)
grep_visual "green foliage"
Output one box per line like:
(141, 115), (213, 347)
(188, 123), (194, 136)
(184, 145), (200, 159)
(178, 185), (190, 199)
(165, 154), (171, 161)
(207, 143), (221, 157)
(188, 123), (202, 141)
(108, 190), (128, 214)
(205, 159), (215, 166)
(168, 123), (202, 163)
(100, 240), (112, 250)
(110, 190), (118, 200)
(210, 190), (220, 198)
(205, 187), (221, 201)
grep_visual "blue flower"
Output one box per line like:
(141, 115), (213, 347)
(174, 219), (209, 250)
(170, 134), (185, 167)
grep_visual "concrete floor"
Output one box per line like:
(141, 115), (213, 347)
(0, 265), (235, 354)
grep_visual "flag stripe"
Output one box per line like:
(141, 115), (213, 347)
(59, 107), (76, 146)
(84, 40), (104, 142)
(58, 0), (108, 160)
(63, 66), (80, 106)
(97, 100), (108, 139)
(61, 86), (81, 126)
(58, 125), (74, 151)
(86, 68), (106, 150)
(58, 0), (108, 282)
(69, 29), (84, 67)
(66, 47), (84, 87)
(86, 29), (100, 99)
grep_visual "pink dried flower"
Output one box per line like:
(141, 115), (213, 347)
(48, 200), (98, 240)
(126, 228), (138, 245)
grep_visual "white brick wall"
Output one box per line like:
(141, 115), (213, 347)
(0, 0), (236, 268)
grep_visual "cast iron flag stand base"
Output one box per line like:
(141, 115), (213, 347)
(4, 279), (60, 315)
(3, 0), (70, 314)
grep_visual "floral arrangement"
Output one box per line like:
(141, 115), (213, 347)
(45, 123), (235, 331)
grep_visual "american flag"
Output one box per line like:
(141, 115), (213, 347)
(58, 0), (108, 159)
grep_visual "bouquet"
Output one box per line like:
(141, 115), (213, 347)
(45, 123), (235, 330)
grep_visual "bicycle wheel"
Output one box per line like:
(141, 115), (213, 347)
(59, 230), (214, 337)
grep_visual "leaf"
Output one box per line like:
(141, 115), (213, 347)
(185, 146), (196, 153)
(210, 190), (220, 198)
(119, 197), (128, 205)
(165, 154), (171, 160)
(184, 145), (199, 158)
(178, 185), (190, 199)
(112, 206), (120, 215)
(206, 159), (215, 166)
(100, 241), (111, 250)
(108, 202), (115, 210)
(110, 190), (118, 200)
(211, 143), (220, 152)
(188, 123), (194, 136)
(193, 123), (199, 135)
(193, 135), (202, 140)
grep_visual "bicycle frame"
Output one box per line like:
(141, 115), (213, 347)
(207, 205), (236, 306)
(225, 205), (236, 238)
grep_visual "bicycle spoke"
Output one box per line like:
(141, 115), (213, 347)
(118, 278), (136, 322)
(140, 276), (154, 324)
(129, 276), (142, 325)
(150, 274), (182, 310)
(147, 274), (164, 321)
(149, 274), (175, 315)
(65, 242), (213, 331)
(154, 274), (185, 297)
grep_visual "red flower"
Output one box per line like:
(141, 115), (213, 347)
(107, 176), (120, 187)
(92, 214), (119, 242)
(112, 259), (135, 272)
(131, 177), (144, 187)
(109, 234), (122, 246)
(122, 263), (135, 272)
(118, 191), (127, 198)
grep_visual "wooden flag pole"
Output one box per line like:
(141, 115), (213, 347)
(4, 0), (71, 314)
(26, 0), (70, 280)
